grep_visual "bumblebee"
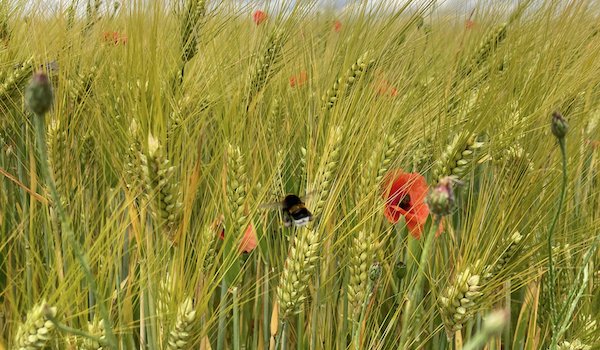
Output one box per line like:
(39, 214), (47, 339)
(262, 194), (314, 227)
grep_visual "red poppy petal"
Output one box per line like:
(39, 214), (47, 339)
(384, 206), (403, 224)
(240, 224), (258, 253)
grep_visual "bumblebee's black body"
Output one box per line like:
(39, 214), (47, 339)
(281, 194), (313, 227)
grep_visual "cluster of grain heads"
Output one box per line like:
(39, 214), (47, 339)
(0, 56), (34, 101)
(180, 0), (206, 63)
(80, 317), (106, 350)
(432, 132), (485, 184)
(347, 230), (375, 320)
(322, 50), (375, 110)
(13, 301), (57, 350)
(142, 134), (183, 240)
(277, 126), (344, 319)
(482, 231), (523, 283)
(439, 265), (483, 339)
(248, 28), (285, 102)
(167, 298), (197, 350)
(277, 227), (321, 318)
(557, 339), (591, 350)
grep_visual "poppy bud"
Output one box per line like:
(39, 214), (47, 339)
(25, 72), (53, 115)
(551, 111), (568, 139)
(369, 262), (382, 282)
(395, 261), (407, 282)
(428, 177), (456, 217)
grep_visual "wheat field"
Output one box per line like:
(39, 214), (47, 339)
(0, 0), (599, 349)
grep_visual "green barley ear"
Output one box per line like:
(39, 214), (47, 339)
(375, 133), (400, 185)
(0, 56), (34, 101)
(200, 222), (216, 273)
(84, 0), (101, 32)
(309, 126), (344, 220)
(277, 227), (320, 319)
(167, 298), (197, 350)
(355, 132), (399, 212)
(226, 143), (249, 233)
(13, 301), (58, 350)
(439, 265), (483, 340)
(557, 339), (592, 350)
(156, 274), (175, 340)
(80, 317), (106, 350)
(65, 1), (76, 30)
(482, 231), (523, 284)
(248, 28), (285, 104)
(347, 230), (375, 320)
(493, 143), (533, 178)
(142, 134), (183, 240)
(67, 66), (98, 105)
(459, 23), (508, 78)
(432, 132), (486, 184)
(124, 120), (144, 195)
(222, 144), (249, 284)
(0, 9), (9, 42)
(180, 0), (206, 63)
(80, 131), (98, 179)
(322, 50), (375, 111)
(47, 119), (70, 205)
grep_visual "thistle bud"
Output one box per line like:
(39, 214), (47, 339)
(25, 72), (54, 115)
(428, 177), (456, 216)
(551, 111), (568, 139)
(369, 262), (382, 282)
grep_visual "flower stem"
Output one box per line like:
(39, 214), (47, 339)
(547, 138), (567, 336)
(217, 279), (228, 350)
(399, 217), (440, 348)
(32, 113), (118, 348)
(232, 287), (240, 350)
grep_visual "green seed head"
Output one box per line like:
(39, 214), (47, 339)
(25, 72), (54, 115)
(551, 111), (569, 139)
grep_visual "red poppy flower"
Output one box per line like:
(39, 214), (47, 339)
(253, 10), (267, 25)
(375, 79), (398, 97)
(289, 71), (308, 87)
(214, 215), (258, 253)
(465, 19), (476, 30)
(382, 169), (433, 239)
(102, 31), (127, 45)
(333, 20), (342, 33)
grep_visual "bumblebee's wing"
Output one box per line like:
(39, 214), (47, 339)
(259, 201), (284, 210)
(300, 190), (316, 202)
